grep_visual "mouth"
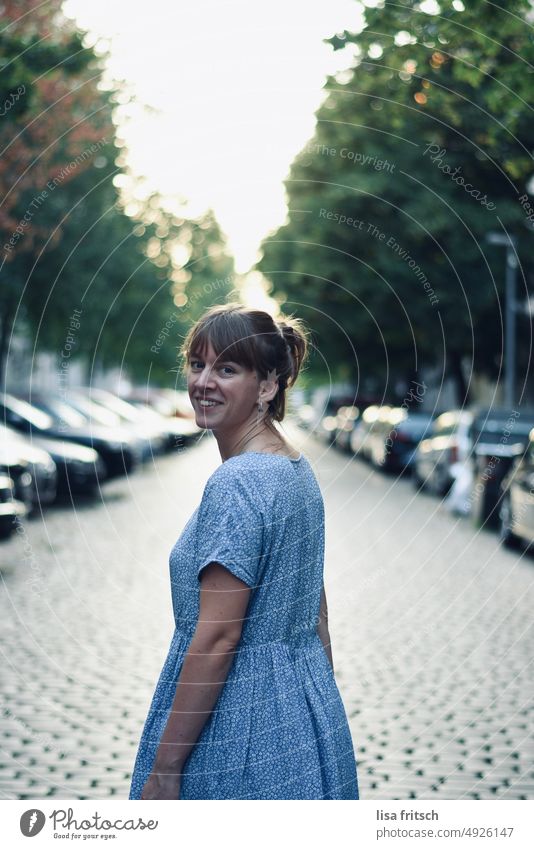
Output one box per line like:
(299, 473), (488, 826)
(195, 398), (223, 408)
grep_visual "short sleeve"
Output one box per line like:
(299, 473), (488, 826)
(196, 464), (265, 588)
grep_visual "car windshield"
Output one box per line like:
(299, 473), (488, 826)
(473, 420), (534, 443)
(66, 395), (120, 426)
(397, 415), (434, 437)
(88, 391), (141, 422)
(31, 397), (87, 428)
(4, 396), (54, 430)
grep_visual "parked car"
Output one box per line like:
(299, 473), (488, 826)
(367, 406), (395, 467)
(126, 400), (202, 450)
(0, 434), (35, 512)
(125, 388), (197, 426)
(28, 434), (106, 498)
(124, 388), (191, 419)
(40, 390), (152, 461)
(350, 405), (381, 460)
(294, 404), (316, 431)
(37, 392), (151, 461)
(0, 474), (26, 539)
(0, 394), (140, 480)
(499, 429), (534, 549)
(75, 388), (167, 459)
(0, 424), (59, 512)
(469, 407), (534, 529)
(413, 410), (474, 494)
(313, 400), (343, 444)
(333, 406), (360, 453)
(0, 425), (58, 511)
(56, 391), (120, 428)
(370, 408), (434, 473)
(310, 391), (359, 444)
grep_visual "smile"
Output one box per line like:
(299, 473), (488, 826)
(198, 399), (221, 407)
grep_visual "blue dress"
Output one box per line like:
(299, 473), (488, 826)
(128, 451), (359, 800)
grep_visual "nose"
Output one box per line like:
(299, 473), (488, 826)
(193, 363), (216, 391)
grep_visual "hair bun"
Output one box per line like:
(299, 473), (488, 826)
(276, 318), (308, 388)
(181, 303), (309, 423)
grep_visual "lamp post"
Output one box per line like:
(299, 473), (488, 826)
(486, 232), (518, 409)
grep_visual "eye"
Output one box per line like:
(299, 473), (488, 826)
(220, 365), (235, 375)
(190, 359), (203, 370)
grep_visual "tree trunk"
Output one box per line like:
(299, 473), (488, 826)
(448, 349), (470, 407)
(0, 308), (12, 394)
(0, 290), (19, 393)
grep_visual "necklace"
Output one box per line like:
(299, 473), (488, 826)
(238, 438), (288, 457)
(233, 423), (289, 458)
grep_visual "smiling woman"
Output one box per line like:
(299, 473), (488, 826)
(128, 303), (360, 800)
(183, 302), (308, 449)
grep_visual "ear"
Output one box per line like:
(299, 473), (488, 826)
(258, 368), (279, 405)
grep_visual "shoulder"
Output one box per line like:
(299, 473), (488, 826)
(202, 455), (264, 508)
(207, 453), (281, 485)
(203, 454), (290, 509)
(206, 454), (258, 487)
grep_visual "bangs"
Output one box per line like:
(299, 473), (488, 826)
(185, 310), (270, 374)
(180, 302), (308, 421)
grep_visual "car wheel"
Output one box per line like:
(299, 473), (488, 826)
(0, 517), (15, 541)
(499, 493), (521, 550)
(472, 477), (500, 529)
(435, 467), (450, 496)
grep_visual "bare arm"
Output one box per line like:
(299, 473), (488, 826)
(316, 583), (334, 671)
(141, 562), (251, 799)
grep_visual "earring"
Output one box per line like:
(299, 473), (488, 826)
(258, 400), (264, 412)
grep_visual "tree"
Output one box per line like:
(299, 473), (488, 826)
(0, 0), (114, 388)
(258, 0), (534, 404)
(0, 2), (235, 390)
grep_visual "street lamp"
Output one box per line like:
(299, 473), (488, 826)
(486, 231), (518, 409)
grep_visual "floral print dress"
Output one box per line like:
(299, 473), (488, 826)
(128, 452), (359, 800)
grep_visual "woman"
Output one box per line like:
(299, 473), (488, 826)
(128, 303), (359, 800)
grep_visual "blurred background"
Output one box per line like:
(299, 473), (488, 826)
(0, 0), (533, 802)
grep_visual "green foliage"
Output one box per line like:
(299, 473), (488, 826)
(0, 2), (234, 390)
(257, 0), (534, 402)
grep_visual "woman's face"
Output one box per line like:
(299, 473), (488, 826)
(187, 340), (262, 432)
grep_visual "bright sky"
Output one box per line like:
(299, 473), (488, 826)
(63, 0), (363, 275)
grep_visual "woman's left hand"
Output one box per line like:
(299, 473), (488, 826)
(140, 770), (181, 800)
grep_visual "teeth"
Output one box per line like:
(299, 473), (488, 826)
(199, 400), (218, 407)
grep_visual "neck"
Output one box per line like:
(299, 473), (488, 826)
(213, 415), (284, 461)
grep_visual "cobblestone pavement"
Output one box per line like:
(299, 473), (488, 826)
(0, 426), (533, 800)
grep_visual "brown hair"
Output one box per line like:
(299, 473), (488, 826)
(180, 302), (309, 422)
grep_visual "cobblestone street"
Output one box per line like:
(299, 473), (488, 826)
(0, 426), (533, 801)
